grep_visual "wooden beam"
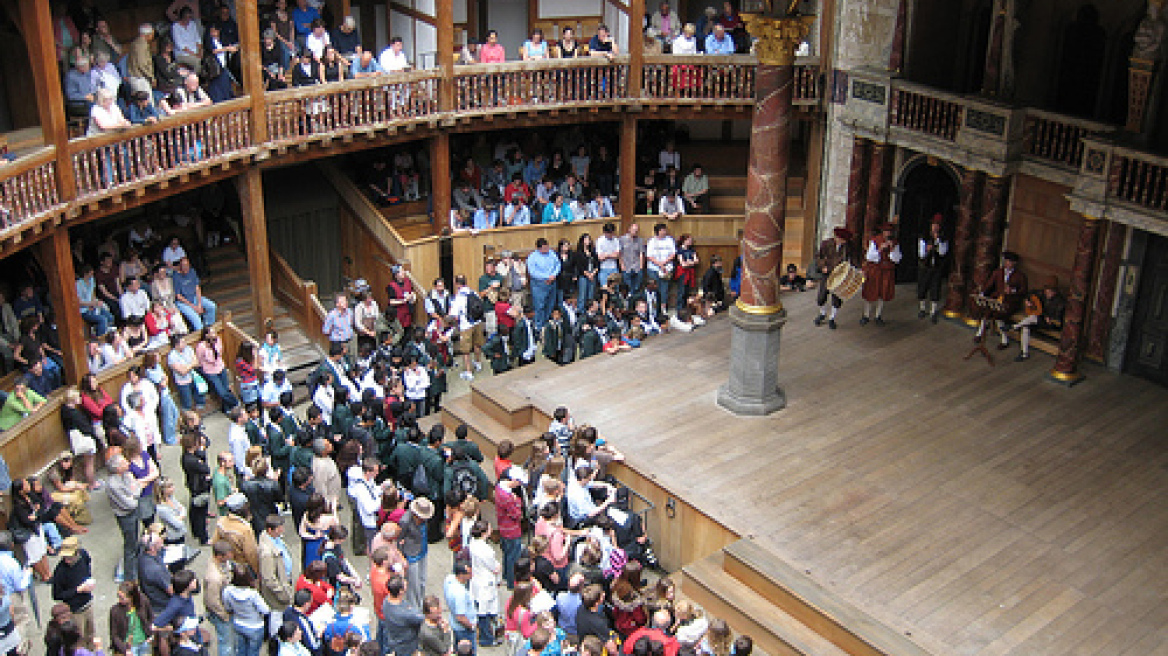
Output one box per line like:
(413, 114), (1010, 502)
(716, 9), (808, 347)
(618, 113), (637, 230)
(360, 0), (379, 53)
(430, 132), (451, 236)
(627, 0), (645, 98)
(38, 228), (86, 385)
(20, 0), (76, 202)
(237, 0), (269, 144)
(235, 168), (276, 326)
(437, 0), (455, 112)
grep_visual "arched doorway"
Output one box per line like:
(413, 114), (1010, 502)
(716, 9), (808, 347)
(894, 157), (960, 284)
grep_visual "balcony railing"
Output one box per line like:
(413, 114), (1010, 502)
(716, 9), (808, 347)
(0, 147), (63, 228)
(1022, 108), (1115, 171)
(454, 57), (629, 114)
(1110, 147), (1168, 213)
(889, 82), (964, 142)
(70, 99), (253, 200)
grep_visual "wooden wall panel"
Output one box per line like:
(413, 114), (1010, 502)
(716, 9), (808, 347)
(1005, 174), (1081, 291)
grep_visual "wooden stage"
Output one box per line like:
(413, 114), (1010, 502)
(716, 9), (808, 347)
(499, 289), (1168, 656)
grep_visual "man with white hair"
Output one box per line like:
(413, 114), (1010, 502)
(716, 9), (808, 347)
(91, 50), (122, 95)
(127, 23), (157, 86)
(332, 15), (362, 61)
(173, 73), (212, 111)
(105, 455), (142, 582)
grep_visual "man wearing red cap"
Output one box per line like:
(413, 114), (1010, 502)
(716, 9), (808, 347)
(813, 227), (856, 329)
(861, 224), (902, 326)
(975, 251), (1028, 348)
(917, 215), (949, 323)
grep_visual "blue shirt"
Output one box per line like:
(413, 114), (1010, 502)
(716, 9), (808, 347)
(323, 308), (354, 342)
(542, 202), (573, 224)
(443, 573), (477, 628)
(128, 102), (163, 125)
(527, 249), (561, 283)
(472, 209), (497, 231)
(505, 204), (531, 227)
(76, 276), (98, 305)
(523, 160), (547, 188)
(153, 594), (197, 630)
(705, 33), (736, 55)
(291, 6), (320, 36)
(351, 58), (383, 76)
(65, 69), (94, 103)
(0, 550), (30, 595)
(171, 268), (201, 304)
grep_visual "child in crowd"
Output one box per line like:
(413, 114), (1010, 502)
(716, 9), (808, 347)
(779, 263), (807, 292)
(548, 407), (575, 457)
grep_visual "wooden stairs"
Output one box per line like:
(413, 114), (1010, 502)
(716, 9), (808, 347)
(682, 538), (932, 656)
(199, 245), (325, 394)
(380, 199), (434, 242)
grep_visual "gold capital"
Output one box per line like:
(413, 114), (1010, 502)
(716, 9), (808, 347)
(742, 14), (815, 66)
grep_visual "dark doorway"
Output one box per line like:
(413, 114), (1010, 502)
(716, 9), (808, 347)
(1126, 234), (1168, 387)
(895, 160), (959, 284)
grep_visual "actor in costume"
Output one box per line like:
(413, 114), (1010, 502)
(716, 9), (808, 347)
(917, 215), (949, 323)
(1012, 277), (1065, 361)
(974, 251), (1028, 348)
(813, 227), (855, 330)
(860, 223), (902, 326)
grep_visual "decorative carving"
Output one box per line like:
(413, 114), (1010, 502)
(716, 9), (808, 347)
(965, 108), (1007, 136)
(1132, 0), (1167, 62)
(851, 80), (887, 105)
(741, 13), (815, 66)
(1084, 148), (1107, 175)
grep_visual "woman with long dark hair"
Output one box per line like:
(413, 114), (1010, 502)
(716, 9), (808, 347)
(574, 233), (599, 312)
(179, 414), (212, 545)
(109, 581), (154, 656)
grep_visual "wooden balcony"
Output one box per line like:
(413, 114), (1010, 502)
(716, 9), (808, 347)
(0, 55), (821, 255)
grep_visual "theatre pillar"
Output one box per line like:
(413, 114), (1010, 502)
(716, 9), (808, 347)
(863, 142), (892, 241)
(39, 230), (86, 384)
(717, 13), (812, 417)
(1049, 214), (1102, 386)
(969, 174), (1010, 303)
(431, 133), (451, 235)
(236, 169), (275, 324)
(618, 115), (637, 230)
(844, 137), (870, 254)
(943, 168), (983, 318)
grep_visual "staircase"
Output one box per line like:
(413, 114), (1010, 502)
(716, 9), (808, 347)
(199, 245), (325, 395)
(682, 539), (932, 656)
(380, 199), (434, 242)
(437, 362), (562, 461)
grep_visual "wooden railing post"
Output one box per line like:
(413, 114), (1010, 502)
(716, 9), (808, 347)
(235, 168), (275, 324)
(431, 132), (451, 236)
(19, 0), (76, 203)
(237, 0), (269, 144)
(627, 0), (646, 99)
(436, 0), (455, 113)
(39, 229), (87, 385)
(618, 114), (637, 229)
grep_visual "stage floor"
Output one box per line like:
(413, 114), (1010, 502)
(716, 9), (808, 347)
(503, 289), (1168, 656)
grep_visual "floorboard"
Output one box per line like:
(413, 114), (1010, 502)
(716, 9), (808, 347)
(498, 286), (1168, 656)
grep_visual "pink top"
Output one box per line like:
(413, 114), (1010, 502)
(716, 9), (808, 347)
(534, 518), (569, 569)
(196, 337), (226, 375)
(480, 43), (506, 63)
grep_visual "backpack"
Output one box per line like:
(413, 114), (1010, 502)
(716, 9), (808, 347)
(449, 460), (480, 498)
(411, 464), (432, 498)
(465, 291), (485, 323)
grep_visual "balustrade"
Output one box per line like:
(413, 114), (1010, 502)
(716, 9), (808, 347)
(890, 85), (963, 141)
(454, 58), (629, 112)
(70, 100), (252, 200)
(0, 149), (62, 228)
(642, 55), (755, 102)
(1023, 109), (1113, 170)
(266, 71), (441, 143)
(1110, 149), (1168, 212)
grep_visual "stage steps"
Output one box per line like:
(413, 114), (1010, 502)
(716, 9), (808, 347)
(682, 538), (932, 656)
(200, 244), (325, 398)
(439, 361), (560, 461)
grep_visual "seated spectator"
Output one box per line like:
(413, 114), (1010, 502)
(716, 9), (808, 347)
(479, 30), (505, 63)
(673, 23), (699, 54)
(291, 0), (321, 48)
(504, 197), (532, 227)
(636, 188), (659, 216)
(161, 237), (188, 268)
(91, 50), (122, 97)
(321, 45), (348, 83)
(204, 24), (237, 103)
(521, 29), (549, 61)
(23, 359), (58, 398)
(379, 37), (411, 72)
(145, 300), (185, 348)
(119, 276), (150, 323)
(571, 145), (591, 183)
(650, 2), (679, 46)
(126, 23), (156, 91)
(351, 50), (383, 78)
(64, 53), (96, 116)
(524, 155), (549, 189)
(169, 73), (213, 112)
(542, 194), (574, 224)
(94, 253), (124, 320)
(87, 88), (130, 137)
(100, 329), (133, 367)
(659, 142), (681, 172)
(14, 315), (63, 387)
(556, 26), (581, 58)
(586, 192), (615, 219)
(75, 265), (113, 337)
(589, 25), (620, 60)
(291, 49), (323, 87)
(0, 381), (46, 430)
(171, 6), (203, 73)
(559, 174), (583, 203)
(504, 173), (532, 205)
(211, 3), (240, 47)
(659, 190), (684, 221)
(779, 264), (807, 292)
(483, 160), (508, 199)
(171, 257), (217, 331)
(261, 31), (290, 90)
(705, 23), (736, 55)
(127, 90), (163, 125)
(12, 284), (46, 321)
(681, 164), (709, 214)
(305, 19), (330, 61)
(0, 290), (20, 374)
(332, 16), (362, 61)
(453, 181), (485, 216)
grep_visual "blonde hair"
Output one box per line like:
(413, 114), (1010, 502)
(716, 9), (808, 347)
(675, 600), (702, 622)
(683, 23), (696, 36)
(154, 476), (176, 503)
(460, 497), (479, 517)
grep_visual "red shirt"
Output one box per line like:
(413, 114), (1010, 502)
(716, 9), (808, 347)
(493, 457), (512, 481)
(294, 576), (334, 614)
(370, 566), (390, 620)
(495, 484), (523, 539)
(504, 181), (531, 204)
(495, 302), (515, 330)
(80, 389), (112, 422)
(623, 628), (679, 656)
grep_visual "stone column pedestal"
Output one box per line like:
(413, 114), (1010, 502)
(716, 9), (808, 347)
(717, 303), (788, 416)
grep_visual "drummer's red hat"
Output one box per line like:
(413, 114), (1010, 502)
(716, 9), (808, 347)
(879, 222), (897, 232)
(931, 213), (944, 225)
(833, 227), (853, 240)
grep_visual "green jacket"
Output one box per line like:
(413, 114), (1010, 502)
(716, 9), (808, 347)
(542, 320), (564, 361)
(579, 329), (603, 359)
(443, 438), (483, 463)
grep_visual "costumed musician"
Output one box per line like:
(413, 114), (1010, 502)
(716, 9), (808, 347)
(813, 226), (855, 330)
(974, 250), (1028, 349)
(1010, 277), (1065, 361)
(917, 214), (950, 323)
(861, 223), (902, 326)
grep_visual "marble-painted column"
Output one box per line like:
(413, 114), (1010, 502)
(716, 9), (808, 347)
(969, 174), (1010, 303)
(1050, 214), (1102, 385)
(845, 137), (870, 253)
(943, 168), (982, 318)
(1086, 221), (1127, 362)
(981, 0), (1007, 96)
(888, 0), (908, 73)
(718, 12), (812, 417)
(863, 142), (892, 242)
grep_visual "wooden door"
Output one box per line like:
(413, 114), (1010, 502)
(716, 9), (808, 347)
(1127, 234), (1168, 386)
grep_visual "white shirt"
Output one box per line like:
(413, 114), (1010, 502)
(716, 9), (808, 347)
(865, 240), (903, 264)
(646, 235), (677, 274)
(449, 287), (479, 331)
(379, 47), (409, 72)
(121, 380), (159, 416)
(306, 31), (330, 60)
(596, 234), (621, 269)
(171, 20), (202, 57)
(228, 423), (252, 478)
(313, 385), (335, 424)
(347, 470), (383, 528)
(120, 289), (151, 318)
(659, 149), (681, 172)
(161, 245), (187, 267)
(918, 236), (950, 258)
(659, 195), (686, 216)
(125, 409), (161, 449)
(672, 34), (698, 55)
(402, 366), (430, 401)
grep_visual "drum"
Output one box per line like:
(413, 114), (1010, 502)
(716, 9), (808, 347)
(826, 262), (865, 299)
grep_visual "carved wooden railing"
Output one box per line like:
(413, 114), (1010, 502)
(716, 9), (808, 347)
(270, 249), (329, 351)
(266, 70), (442, 144)
(70, 99), (253, 200)
(1023, 108), (1115, 171)
(641, 55), (819, 105)
(453, 57), (630, 113)
(1109, 147), (1168, 213)
(889, 82), (964, 142)
(0, 147), (63, 228)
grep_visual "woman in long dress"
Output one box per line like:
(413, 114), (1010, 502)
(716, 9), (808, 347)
(467, 519), (502, 647)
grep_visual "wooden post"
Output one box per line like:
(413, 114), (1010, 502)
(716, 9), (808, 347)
(627, 0), (646, 98)
(236, 169), (276, 326)
(618, 114), (638, 230)
(237, 0), (269, 144)
(360, 0), (379, 53)
(39, 230), (86, 385)
(431, 132), (451, 235)
(20, 0), (76, 201)
(437, 0), (455, 112)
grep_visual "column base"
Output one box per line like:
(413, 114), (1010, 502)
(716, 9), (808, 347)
(1046, 369), (1086, 387)
(717, 304), (787, 416)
